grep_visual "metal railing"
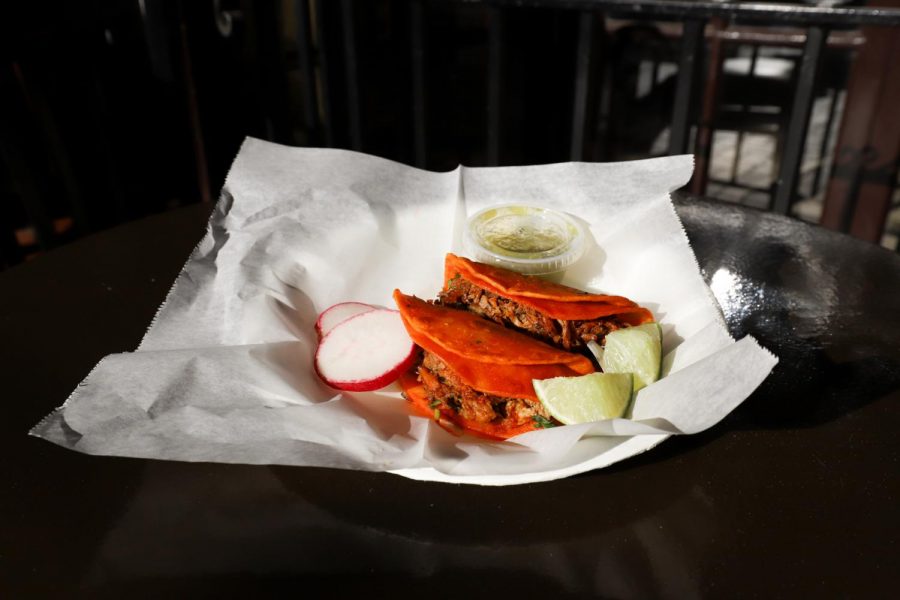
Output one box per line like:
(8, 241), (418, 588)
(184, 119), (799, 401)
(292, 0), (900, 236)
(4, 0), (900, 270)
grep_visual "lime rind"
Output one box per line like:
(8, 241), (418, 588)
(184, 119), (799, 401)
(533, 372), (633, 425)
(598, 323), (662, 392)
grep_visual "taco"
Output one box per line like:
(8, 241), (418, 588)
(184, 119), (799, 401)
(393, 290), (594, 440)
(439, 253), (653, 351)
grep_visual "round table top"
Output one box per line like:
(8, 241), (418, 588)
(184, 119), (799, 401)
(2, 197), (898, 597)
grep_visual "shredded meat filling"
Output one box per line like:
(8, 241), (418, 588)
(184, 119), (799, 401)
(418, 351), (549, 427)
(439, 278), (622, 350)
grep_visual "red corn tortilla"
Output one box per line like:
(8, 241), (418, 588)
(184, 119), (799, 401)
(393, 290), (593, 401)
(398, 371), (540, 441)
(444, 253), (653, 324)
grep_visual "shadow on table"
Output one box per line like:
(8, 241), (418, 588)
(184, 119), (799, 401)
(59, 458), (714, 598)
(270, 461), (695, 547)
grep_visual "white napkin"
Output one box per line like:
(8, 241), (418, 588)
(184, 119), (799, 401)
(32, 138), (777, 485)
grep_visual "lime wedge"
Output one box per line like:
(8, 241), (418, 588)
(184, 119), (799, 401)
(598, 323), (662, 392)
(533, 372), (633, 425)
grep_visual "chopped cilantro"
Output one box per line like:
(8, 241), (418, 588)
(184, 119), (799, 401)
(532, 415), (556, 429)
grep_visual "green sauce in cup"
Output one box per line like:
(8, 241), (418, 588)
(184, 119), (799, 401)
(464, 204), (587, 278)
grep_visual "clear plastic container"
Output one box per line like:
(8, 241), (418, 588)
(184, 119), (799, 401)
(463, 204), (586, 277)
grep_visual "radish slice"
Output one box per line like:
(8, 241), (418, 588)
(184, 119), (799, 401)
(315, 302), (376, 339)
(315, 309), (418, 391)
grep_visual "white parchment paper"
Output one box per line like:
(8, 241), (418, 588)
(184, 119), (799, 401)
(31, 138), (778, 485)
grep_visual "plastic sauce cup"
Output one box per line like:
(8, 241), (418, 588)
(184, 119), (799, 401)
(463, 204), (587, 278)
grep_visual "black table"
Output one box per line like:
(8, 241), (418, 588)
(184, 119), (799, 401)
(3, 197), (898, 597)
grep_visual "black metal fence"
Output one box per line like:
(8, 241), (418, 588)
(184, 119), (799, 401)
(3, 0), (900, 269)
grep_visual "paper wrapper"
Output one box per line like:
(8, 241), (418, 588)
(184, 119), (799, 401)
(31, 139), (777, 485)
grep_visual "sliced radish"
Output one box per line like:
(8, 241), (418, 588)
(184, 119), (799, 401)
(315, 301), (376, 339)
(315, 309), (418, 391)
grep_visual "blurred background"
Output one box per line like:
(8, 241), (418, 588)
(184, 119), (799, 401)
(2, 0), (899, 269)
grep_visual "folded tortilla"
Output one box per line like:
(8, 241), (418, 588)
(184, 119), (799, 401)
(440, 253), (653, 350)
(393, 290), (594, 439)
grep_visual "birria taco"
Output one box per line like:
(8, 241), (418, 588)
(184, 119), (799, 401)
(393, 290), (594, 439)
(439, 253), (653, 350)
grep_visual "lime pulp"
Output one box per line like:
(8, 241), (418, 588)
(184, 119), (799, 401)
(533, 372), (634, 425)
(597, 323), (662, 392)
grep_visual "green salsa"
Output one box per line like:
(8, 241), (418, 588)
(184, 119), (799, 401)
(474, 207), (576, 259)
(464, 204), (587, 276)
